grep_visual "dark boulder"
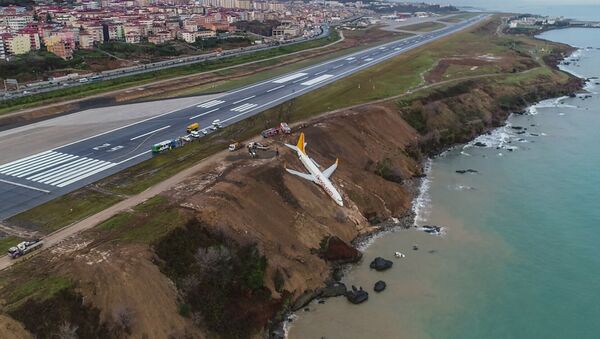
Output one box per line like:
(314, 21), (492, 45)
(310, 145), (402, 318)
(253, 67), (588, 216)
(320, 282), (347, 298)
(474, 142), (487, 147)
(319, 236), (362, 264)
(422, 225), (442, 235)
(374, 280), (386, 292)
(346, 285), (369, 304)
(369, 257), (393, 271)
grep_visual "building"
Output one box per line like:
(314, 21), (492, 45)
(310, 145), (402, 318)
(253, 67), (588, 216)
(2, 33), (31, 55)
(47, 40), (73, 60)
(125, 31), (141, 43)
(79, 31), (95, 49)
(1, 15), (33, 32)
(17, 27), (41, 50)
(0, 38), (6, 60)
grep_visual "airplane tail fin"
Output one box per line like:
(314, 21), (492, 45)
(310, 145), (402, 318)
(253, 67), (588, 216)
(296, 132), (306, 155)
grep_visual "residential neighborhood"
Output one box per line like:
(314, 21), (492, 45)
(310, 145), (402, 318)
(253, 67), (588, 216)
(0, 0), (362, 61)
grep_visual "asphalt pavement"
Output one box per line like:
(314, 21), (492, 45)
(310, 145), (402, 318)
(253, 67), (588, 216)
(0, 15), (488, 220)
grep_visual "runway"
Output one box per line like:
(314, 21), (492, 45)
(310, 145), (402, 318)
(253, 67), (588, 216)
(0, 15), (488, 220)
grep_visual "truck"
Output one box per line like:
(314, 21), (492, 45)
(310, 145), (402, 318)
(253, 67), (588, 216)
(151, 140), (173, 153)
(229, 142), (242, 151)
(261, 122), (292, 138)
(187, 122), (200, 133)
(8, 240), (43, 259)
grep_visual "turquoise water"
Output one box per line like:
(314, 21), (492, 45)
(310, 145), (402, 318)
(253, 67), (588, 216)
(288, 28), (600, 338)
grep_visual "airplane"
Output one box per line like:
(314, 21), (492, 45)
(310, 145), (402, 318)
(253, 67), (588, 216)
(284, 132), (343, 206)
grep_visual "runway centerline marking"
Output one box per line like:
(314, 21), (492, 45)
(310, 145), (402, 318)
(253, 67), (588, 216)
(189, 108), (219, 120)
(272, 73), (308, 84)
(267, 85), (285, 93)
(130, 125), (171, 141)
(232, 95), (256, 104)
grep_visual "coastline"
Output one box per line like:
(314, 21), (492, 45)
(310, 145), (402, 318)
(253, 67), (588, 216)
(282, 36), (587, 339)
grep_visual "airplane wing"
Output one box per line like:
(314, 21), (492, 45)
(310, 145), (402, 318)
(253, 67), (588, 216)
(310, 157), (321, 169)
(286, 168), (315, 182)
(322, 158), (338, 178)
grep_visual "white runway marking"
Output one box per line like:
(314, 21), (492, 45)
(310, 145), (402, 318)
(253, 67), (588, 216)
(0, 151), (119, 188)
(232, 95), (256, 104)
(314, 70), (327, 76)
(231, 103), (257, 112)
(301, 74), (334, 86)
(332, 64), (343, 69)
(273, 73), (307, 84)
(130, 125), (171, 141)
(345, 57), (355, 61)
(364, 58), (373, 61)
(292, 76), (309, 83)
(267, 85), (285, 93)
(189, 108), (219, 120)
(0, 179), (50, 193)
(197, 100), (225, 108)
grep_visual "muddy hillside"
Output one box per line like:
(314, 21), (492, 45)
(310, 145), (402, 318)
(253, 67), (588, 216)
(0, 47), (582, 338)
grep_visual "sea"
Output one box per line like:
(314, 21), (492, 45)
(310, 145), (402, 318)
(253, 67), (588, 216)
(287, 14), (600, 339)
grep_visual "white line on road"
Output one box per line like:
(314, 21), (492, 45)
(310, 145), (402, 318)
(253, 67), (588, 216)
(314, 70), (327, 76)
(189, 108), (219, 120)
(232, 95), (256, 104)
(272, 73), (307, 84)
(196, 100), (225, 108)
(130, 125), (171, 141)
(15, 154), (78, 178)
(267, 85), (285, 93)
(0, 179), (50, 194)
(27, 157), (91, 181)
(293, 76), (310, 83)
(0, 151), (51, 170)
(39, 159), (104, 185)
(116, 150), (152, 165)
(332, 64), (344, 69)
(56, 163), (118, 188)
(231, 103), (257, 112)
(0, 151), (59, 174)
(301, 74), (334, 86)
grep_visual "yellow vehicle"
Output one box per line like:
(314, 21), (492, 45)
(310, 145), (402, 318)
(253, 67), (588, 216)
(186, 122), (199, 133)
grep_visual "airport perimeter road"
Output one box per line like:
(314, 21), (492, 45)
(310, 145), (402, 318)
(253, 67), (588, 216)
(0, 15), (488, 220)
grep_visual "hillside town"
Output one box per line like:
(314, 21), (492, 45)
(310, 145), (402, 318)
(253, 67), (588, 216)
(0, 0), (363, 61)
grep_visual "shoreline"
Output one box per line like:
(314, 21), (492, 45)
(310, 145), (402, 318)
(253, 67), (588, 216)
(280, 35), (587, 339)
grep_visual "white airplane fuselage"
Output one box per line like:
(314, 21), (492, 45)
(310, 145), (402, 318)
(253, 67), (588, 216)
(296, 150), (343, 206)
(285, 132), (343, 206)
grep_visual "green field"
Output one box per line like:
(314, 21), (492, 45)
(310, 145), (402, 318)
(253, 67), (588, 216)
(401, 21), (447, 32)
(439, 13), (480, 23)
(9, 188), (124, 233)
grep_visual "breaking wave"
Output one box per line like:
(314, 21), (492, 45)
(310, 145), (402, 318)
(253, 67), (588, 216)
(412, 158), (433, 227)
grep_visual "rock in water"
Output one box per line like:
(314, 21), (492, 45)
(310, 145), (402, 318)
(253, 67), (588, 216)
(346, 286), (369, 304)
(474, 142), (487, 147)
(369, 257), (393, 271)
(374, 281), (386, 292)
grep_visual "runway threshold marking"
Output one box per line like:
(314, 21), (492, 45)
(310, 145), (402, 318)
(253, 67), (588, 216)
(130, 125), (171, 141)
(231, 103), (257, 112)
(197, 100), (225, 108)
(0, 179), (50, 194)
